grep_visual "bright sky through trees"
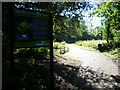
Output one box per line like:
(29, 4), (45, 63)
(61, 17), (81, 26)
(60, 1), (102, 30)
(82, 2), (102, 30)
(83, 13), (102, 30)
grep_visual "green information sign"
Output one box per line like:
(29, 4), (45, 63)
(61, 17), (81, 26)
(14, 8), (51, 48)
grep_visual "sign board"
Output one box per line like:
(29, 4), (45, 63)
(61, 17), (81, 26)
(14, 8), (51, 48)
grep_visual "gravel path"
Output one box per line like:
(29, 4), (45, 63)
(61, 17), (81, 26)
(64, 44), (118, 75)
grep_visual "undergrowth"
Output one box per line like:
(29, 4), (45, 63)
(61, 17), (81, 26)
(74, 40), (120, 62)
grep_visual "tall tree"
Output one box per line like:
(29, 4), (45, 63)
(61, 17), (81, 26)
(95, 0), (120, 44)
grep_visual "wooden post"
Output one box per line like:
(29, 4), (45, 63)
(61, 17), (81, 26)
(49, 13), (54, 90)
(9, 3), (16, 89)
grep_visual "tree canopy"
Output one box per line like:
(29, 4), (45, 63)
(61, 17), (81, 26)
(95, 0), (120, 45)
(14, 2), (93, 41)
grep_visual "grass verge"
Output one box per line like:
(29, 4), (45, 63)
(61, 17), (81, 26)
(74, 40), (120, 63)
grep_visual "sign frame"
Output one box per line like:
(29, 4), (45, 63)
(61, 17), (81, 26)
(14, 8), (52, 48)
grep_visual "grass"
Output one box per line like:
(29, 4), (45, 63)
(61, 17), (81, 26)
(74, 40), (107, 52)
(103, 48), (120, 63)
(74, 40), (120, 62)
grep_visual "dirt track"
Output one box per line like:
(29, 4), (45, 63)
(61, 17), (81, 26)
(64, 44), (118, 75)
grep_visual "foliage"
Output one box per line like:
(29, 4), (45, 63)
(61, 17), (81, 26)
(76, 25), (105, 40)
(53, 41), (67, 49)
(75, 39), (119, 52)
(90, 26), (104, 40)
(110, 48), (120, 60)
(15, 47), (49, 59)
(53, 42), (60, 49)
(75, 40), (107, 51)
(3, 47), (50, 90)
(95, 0), (120, 45)
(103, 48), (120, 63)
(75, 40), (120, 62)
(14, 2), (92, 41)
(15, 49), (50, 90)
(53, 41), (69, 56)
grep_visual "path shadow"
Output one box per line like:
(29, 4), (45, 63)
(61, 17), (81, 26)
(54, 62), (93, 89)
(54, 58), (120, 89)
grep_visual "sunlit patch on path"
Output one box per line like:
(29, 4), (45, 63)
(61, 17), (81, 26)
(64, 44), (118, 75)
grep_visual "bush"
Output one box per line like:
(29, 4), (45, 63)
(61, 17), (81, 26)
(75, 41), (83, 46)
(61, 41), (66, 45)
(38, 47), (49, 57)
(100, 42), (117, 52)
(15, 47), (49, 59)
(53, 42), (61, 49)
(75, 40), (106, 49)
(53, 41), (67, 49)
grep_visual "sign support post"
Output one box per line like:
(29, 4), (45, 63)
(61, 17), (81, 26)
(49, 14), (54, 90)
(9, 3), (16, 89)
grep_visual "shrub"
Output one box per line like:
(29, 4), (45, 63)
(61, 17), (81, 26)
(53, 41), (67, 49)
(53, 42), (61, 49)
(75, 41), (83, 46)
(61, 41), (66, 45)
(38, 47), (49, 57)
